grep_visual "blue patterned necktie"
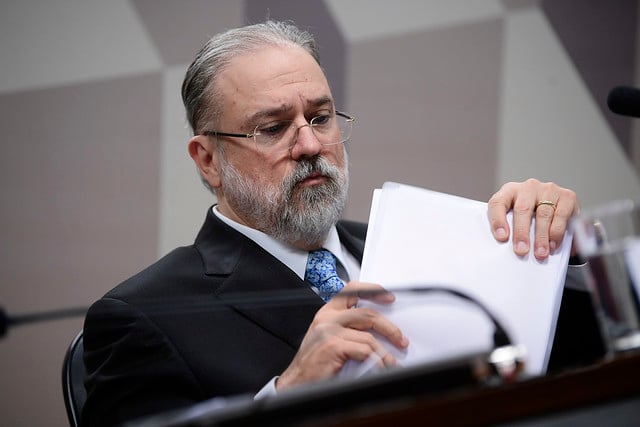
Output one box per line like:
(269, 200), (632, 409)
(305, 249), (344, 302)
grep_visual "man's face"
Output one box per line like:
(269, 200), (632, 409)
(203, 45), (349, 249)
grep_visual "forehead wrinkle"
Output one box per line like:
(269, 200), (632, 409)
(245, 95), (334, 124)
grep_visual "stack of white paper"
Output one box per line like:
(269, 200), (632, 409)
(342, 182), (571, 379)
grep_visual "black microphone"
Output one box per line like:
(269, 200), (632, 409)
(607, 85), (640, 118)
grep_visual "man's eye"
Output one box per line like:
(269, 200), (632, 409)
(312, 114), (331, 126)
(257, 122), (290, 136)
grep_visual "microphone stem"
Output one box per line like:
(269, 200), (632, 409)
(0, 306), (87, 338)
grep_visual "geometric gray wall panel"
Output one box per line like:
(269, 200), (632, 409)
(0, 73), (162, 427)
(542, 0), (639, 155)
(132, 0), (244, 66)
(0, 72), (162, 426)
(246, 0), (347, 109)
(0, 73), (162, 305)
(346, 18), (503, 220)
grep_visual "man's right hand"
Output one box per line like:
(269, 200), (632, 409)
(275, 282), (409, 392)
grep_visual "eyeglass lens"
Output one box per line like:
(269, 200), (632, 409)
(253, 114), (352, 151)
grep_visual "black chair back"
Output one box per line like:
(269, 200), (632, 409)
(62, 331), (86, 427)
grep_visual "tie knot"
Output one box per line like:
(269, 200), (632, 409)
(308, 249), (335, 267)
(305, 249), (344, 302)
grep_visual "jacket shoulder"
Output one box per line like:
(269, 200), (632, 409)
(103, 245), (206, 301)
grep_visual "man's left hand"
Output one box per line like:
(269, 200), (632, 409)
(487, 178), (579, 260)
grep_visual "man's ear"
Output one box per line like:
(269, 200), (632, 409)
(188, 135), (221, 189)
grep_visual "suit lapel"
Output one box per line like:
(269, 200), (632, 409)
(195, 209), (323, 349)
(217, 248), (323, 349)
(193, 210), (368, 350)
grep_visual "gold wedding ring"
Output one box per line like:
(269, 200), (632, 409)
(535, 200), (557, 211)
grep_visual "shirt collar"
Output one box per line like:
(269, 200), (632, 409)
(212, 206), (350, 280)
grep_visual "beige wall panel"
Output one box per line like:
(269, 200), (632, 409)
(346, 20), (503, 221)
(498, 8), (640, 208)
(0, 73), (162, 427)
(0, 0), (161, 94)
(159, 66), (217, 255)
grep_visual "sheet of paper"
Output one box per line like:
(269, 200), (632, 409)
(341, 182), (571, 379)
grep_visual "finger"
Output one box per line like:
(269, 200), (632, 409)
(533, 198), (557, 260)
(547, 189), (579, 253)
(357, 285), (396, 304)
(360, 347), (398, 370)
(336, 307), (409, 350)
(324, 282), (363, 309)
(336, 328), (398, 368)
(329, 282), (395, 309)
(531, 186), (578, 259)
(511, 190), (537, 256)
(487, 183), (515, 242)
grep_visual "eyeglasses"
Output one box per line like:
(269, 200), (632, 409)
(201, 111), (355, 153)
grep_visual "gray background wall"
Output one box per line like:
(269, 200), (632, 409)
(1, 1), (639, 426)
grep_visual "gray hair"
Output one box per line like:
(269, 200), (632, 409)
(181, 20), (321, 135)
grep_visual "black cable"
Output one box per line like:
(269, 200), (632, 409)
(0, 285), (513, 350)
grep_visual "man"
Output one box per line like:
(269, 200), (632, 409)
(81, 20), (602, 427)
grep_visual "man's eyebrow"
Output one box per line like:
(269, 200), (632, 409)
(246, 105), (294, 125)
(245, 97), (334, 125)
(308, 96), (334, 109)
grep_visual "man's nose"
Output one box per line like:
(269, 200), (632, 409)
(290, 123), (322, 159)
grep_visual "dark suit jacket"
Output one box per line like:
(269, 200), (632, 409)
(82, 209), (367, 427)
(81, 208), (603, 427)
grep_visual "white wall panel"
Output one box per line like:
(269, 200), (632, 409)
(498, 8), (640, 207)
(0, 0), (161, 93)
(326, 0), (503, 42)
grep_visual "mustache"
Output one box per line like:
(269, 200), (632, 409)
(282, 156), (341, 192)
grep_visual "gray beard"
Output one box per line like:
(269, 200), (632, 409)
(219, 152), (349, 248)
